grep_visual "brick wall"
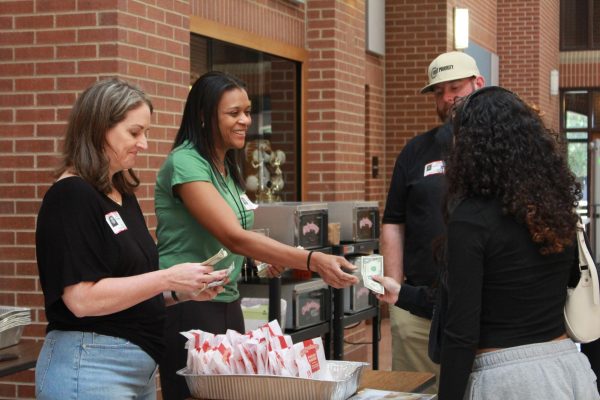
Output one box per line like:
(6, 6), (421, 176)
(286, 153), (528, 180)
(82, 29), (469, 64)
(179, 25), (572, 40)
(0, 1), (190, 397)
(560, 51), (600, 88)
(305, 0), (367, 202)
(384, 0), (447, 187)
(538, 0), (560, 131)
(453, 0), (497, 53)
(190, 0), (306, 49)
(497, 0), (560, 131)
(268, 60), (298, 201)
(1, 1), (565, 396)
(365, 54), (386, 204)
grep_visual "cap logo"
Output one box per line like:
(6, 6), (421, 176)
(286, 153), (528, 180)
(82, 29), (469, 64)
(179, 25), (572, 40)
(421, 52), (480, 93)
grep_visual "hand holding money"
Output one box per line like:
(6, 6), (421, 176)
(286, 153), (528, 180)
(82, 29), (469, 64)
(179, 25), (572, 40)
(370, 275), (401, 304)
(358, 255), (385, 295)
(203, 248), (228, 266)
(192, 249), (232, 296)
(205, 262), (234, 288)
(255, 262), (286, 278)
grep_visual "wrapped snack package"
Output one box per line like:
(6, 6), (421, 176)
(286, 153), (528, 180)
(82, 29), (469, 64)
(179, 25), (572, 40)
(293, 337), (332, 380)
(255, 340), (269, 374)
(181, 320), (332, 380)
(239, 339), (259, 374)
(282, 346), (299, 377)
(181, 330), (214, 372)
(208, 339), (234, 374)
(225, 329), (247, 374)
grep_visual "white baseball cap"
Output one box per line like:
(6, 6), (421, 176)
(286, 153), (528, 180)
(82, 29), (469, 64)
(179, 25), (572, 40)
(420, 51), (480, 94)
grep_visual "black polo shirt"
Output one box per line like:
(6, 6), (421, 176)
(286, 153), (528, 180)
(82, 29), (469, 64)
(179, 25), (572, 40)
(383, 123), (452, 318)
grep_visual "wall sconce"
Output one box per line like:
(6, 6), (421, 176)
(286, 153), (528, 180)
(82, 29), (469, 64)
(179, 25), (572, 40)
(550, 69), (559, 96)
(454, 7), (469, 50)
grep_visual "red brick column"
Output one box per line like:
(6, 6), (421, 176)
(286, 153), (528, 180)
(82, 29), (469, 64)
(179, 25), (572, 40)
(306, 0), (366, 202)
(0, 1), (190, 397)
(497, 0), (560, 130)
(365, 55), (386, 203)
(384, 0), (448, 185)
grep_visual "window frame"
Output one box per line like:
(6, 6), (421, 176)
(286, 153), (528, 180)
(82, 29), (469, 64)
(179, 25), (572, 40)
(560, 0), (599, 51)
(560, 88), (600, 210)
(190, 16), (309, 200)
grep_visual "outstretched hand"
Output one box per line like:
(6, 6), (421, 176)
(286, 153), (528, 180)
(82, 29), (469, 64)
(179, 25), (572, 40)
(371, 275), (400, 304)
(255, 260), (286, 278)
(311, 252), (359, 288)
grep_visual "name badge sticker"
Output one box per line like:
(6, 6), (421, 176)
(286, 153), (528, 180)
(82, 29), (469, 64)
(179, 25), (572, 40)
(239, 194), (258, 211)
(105, 211), (128, 234)
(424, 160), (445, 177)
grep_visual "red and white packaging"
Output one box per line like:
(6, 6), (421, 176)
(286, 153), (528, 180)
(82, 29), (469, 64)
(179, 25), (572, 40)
(292, 337), (332, 380)
(261, 319), (284, 338)
(239, 339), (259, 374)
(206, 339), (234, 374)
(181, 330), (215, 371)
(268, 333), (293, 352)
(282, 347), (298, 377)
(181, 320), (331, 380)
(255, 340), (269, 374)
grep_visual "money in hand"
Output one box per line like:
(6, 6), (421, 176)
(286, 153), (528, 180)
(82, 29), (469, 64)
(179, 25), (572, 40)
(192, 255), (233, 295)
(203, 248), (228, 266)
(207, 262), (235, 288)
(255, 262), (269, 278)
(360, 255), (385, 295)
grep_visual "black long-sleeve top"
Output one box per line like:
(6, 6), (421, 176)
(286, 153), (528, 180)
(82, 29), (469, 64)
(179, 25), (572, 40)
(438, 197), (576, 399)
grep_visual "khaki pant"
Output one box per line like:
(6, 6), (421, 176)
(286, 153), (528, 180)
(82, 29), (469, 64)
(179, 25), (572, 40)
(390, 306), (439, 393)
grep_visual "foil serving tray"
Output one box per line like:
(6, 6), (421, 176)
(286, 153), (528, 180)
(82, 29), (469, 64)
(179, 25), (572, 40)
(179, 360), (368, 400)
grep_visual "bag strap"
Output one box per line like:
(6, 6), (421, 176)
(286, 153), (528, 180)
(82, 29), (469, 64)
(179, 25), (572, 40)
(576, 221), (600, 306)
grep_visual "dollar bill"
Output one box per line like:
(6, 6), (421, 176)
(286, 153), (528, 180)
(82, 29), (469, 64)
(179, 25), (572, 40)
(191, 259), (234, 296)
(203, 248), (228, 265)
(359, 255), (385, 295)
(207, 262), (235, 288)
(255, 261), (270, 278)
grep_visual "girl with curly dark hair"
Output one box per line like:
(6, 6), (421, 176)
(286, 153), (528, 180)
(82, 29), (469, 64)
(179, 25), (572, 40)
(374, 86), (599, 399)
(438, 87), (598, 399)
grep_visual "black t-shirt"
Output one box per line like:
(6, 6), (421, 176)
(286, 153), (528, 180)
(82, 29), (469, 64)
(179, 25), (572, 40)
(383, 124), (452, 318)
(438, 197), (576, 399)
(35, 177), (166, 363)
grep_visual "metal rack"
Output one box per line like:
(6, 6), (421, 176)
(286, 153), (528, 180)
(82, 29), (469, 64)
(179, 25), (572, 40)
(331, 239), (380, 370)
(265, 276), (332, 354)
(239, 240), (380, 368)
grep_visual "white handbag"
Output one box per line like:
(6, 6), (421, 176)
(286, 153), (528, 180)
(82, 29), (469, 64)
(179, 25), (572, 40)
(564, 222), (600, 343)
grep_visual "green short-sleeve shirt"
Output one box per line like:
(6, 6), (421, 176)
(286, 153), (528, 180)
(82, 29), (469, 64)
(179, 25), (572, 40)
(155, 142), (254, 302)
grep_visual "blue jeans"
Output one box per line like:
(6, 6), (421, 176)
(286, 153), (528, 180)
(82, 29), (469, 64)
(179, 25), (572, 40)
(35, 330), (158, 400)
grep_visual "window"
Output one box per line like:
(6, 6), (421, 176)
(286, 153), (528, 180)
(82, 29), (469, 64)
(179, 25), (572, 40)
(560, 0), (600, 50)
(562, 90), (596, 211)
(190, 34), (301, 202)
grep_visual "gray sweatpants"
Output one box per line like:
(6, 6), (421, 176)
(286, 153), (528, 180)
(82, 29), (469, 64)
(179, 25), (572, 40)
(464, 339), (599, 400)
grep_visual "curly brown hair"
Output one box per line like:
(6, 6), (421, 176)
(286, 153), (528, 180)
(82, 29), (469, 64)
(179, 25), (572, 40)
(446, 86), (581, 254)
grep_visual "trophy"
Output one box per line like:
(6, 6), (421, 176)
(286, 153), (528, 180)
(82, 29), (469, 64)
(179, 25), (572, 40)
(245, 139), (286, 203)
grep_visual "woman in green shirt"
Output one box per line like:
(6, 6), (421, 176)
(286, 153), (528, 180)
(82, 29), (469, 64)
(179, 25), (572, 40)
(155, 71), (358, 399)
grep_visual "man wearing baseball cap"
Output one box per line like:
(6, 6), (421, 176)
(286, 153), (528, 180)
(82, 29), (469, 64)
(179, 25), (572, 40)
(378, 51), (485, 390)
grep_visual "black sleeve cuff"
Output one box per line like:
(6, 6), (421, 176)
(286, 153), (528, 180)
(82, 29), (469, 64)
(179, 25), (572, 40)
(394, 284), (436, 319)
